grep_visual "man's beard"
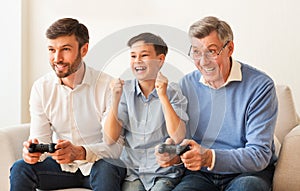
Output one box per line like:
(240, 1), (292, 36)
(51, 52), (82, 78)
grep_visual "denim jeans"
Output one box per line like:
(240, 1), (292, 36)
(122, 177), (181, 191)
(10, 157), (126, 191)
(172, 164), (275, 191)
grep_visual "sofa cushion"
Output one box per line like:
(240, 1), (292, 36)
(273, 125), (300, 191)
(275, 85), (300, 144)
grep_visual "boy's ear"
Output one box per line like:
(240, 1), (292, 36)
(158, 54), (165, 67)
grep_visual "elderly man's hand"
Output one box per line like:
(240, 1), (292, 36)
(180, 139), (213, 171)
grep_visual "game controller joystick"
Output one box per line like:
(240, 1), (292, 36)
(158, 143), (190, 155)
(28, 143), (57, 153)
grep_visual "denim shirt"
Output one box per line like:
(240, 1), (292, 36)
(118, 79), (188, 190)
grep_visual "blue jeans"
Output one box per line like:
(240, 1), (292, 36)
(10, 157), (126, 191)
(172, 164), (275, 191)
(122, 177), (181, 191)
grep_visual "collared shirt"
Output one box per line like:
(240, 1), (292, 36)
(29, 65), (124, 176)
(118, 79), (188, 190)
(200, 59), (242, 88)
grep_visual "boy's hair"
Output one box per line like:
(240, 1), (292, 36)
(46, 18), (89, 49)
(189, 16), (233, 43)
(127, 32), (168, 55)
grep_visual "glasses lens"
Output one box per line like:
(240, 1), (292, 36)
(190, 50), (214, 61)
(189, 41), (229, 61)
(188, 47), (201, 60)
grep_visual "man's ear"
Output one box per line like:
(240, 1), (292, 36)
(227, 41), (234, 57)
(80, 43), (89, 57)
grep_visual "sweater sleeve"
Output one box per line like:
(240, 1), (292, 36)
(213, 82), (278, 173)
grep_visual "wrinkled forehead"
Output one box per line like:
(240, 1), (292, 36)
(190, 37), (221, 50)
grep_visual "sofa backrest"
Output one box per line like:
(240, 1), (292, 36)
(275, 85), (300, 144)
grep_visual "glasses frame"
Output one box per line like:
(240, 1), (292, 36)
(188, 40), (230, 61)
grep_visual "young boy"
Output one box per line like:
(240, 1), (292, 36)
(104, 32), (189, 191)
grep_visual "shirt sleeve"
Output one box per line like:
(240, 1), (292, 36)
(167, 82), (189, 123)
(29, 80), (53, 143)
(207, 149), (215, 171)
(84, 135), (124, 162)
(88, 73), (125, 162)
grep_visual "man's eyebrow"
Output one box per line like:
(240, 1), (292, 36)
(47, 44), (73, 48)
(61, 44), (73, 48)
(207, 44), (218, 49)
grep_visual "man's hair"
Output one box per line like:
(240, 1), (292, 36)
(127, 32), (168, 55)
(46, 18), (89, 48)
(189, 16), (233, 43)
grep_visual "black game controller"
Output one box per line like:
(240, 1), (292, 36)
(176, 145), (191, 155)
(158, 143), (190, 155)
(28, 143), (57, 153)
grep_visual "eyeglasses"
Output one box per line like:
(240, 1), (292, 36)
(188, 41), (230, 61)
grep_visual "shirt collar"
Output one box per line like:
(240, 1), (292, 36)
(81, 64), (93, 85)
(135, 79), (142, 95)
(134, 79), (158, 98)
(200, 59), (242, 88)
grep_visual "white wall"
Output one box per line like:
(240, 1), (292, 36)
(4, 0), (300, 125)
(0, 0), (22, 127)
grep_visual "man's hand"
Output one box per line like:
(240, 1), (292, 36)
(50, 140), (86, 164)
(110, 78), (124, 106)
(180, 139), (213, 171)
(155, 72), (168, 98)
(155, 138), (181, 167)
(22, 138), (41, 164)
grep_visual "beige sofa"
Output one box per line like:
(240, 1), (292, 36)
(1, 85), (299, 191)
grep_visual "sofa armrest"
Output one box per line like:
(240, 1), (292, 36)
(273, 125), (300, 191)
(0, 124), (30, 191)
(1, 124), (92, 191)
